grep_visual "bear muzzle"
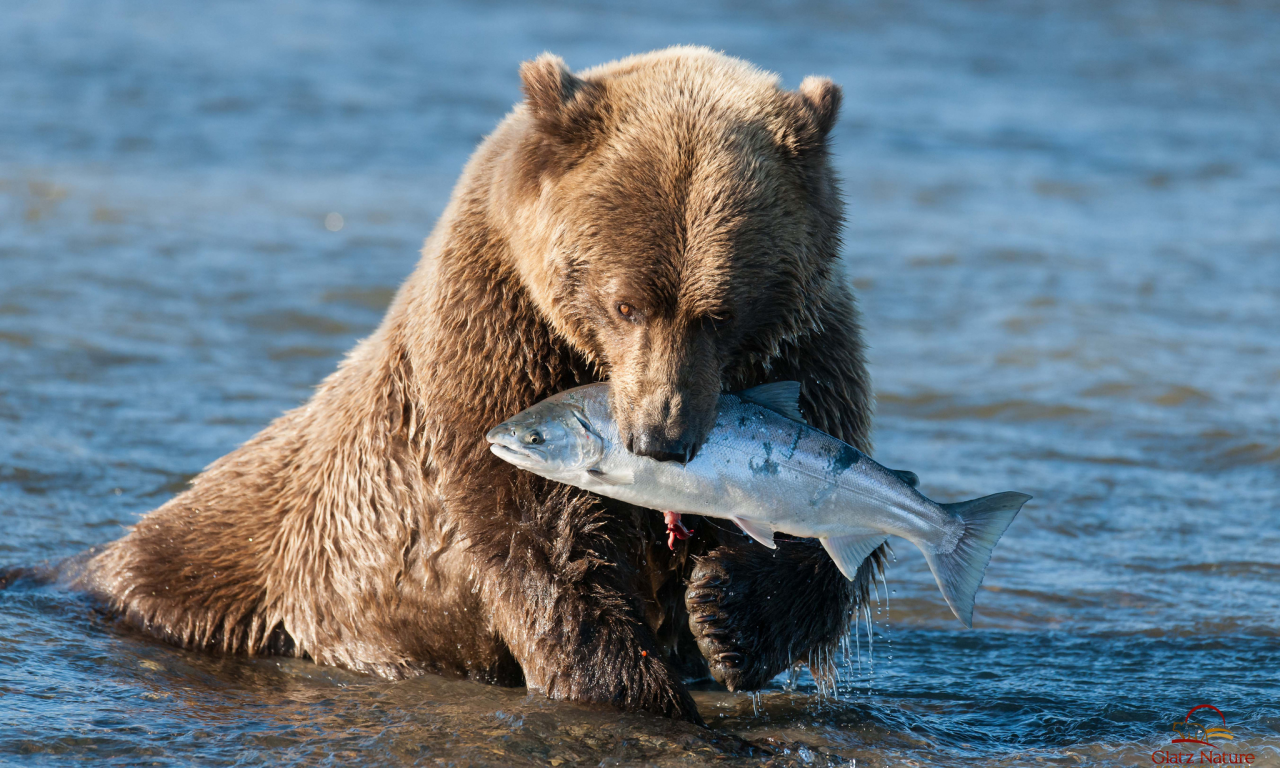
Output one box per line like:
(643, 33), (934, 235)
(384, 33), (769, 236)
(620, 387), (719, 464)
(629, 427), (698, 464)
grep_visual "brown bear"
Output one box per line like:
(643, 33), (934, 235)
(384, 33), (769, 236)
(76, 46), (879, 724)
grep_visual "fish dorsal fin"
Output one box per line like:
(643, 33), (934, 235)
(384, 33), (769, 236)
(735, 381), (805, 423)
(820, 534), (888, 581)
(888, 468), (920, 488)
(731, 516), (777, 549)
(587, 467), (634, 486)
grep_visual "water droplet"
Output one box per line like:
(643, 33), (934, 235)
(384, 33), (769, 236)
(324, 212), (344, 231)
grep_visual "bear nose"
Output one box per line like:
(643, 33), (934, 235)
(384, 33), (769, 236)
(630, 430), (695, 464)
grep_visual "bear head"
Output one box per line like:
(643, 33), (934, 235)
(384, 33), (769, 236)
(507, 47), (844, 463)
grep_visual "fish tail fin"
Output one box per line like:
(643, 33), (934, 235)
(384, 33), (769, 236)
(921, 491), (1031, 628)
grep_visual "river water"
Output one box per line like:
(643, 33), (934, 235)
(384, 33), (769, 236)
(2, 1), (1278, 766)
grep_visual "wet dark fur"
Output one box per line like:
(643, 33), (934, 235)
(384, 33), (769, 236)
(75, 47), (880, 723)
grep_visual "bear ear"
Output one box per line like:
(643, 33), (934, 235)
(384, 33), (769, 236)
(519, 53), (606, 142)
(796, 76), (842, 139)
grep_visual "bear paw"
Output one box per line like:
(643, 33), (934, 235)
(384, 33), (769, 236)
(684, 548), (782, 692)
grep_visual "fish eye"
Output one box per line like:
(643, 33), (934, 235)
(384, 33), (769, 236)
(524, 430), (543, 445)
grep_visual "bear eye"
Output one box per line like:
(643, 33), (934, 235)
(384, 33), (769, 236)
(617, 303), (636, 321)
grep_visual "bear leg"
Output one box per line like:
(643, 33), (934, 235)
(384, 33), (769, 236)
(684, 536), (879, 692)
(477, 484), (704, 723)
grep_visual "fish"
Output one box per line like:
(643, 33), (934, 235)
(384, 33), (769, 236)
(485, 381), (1030, 627)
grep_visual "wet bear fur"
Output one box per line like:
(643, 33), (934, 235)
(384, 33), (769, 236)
(77, 47), (881, 723)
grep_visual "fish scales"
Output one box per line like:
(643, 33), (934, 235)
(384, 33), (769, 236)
(651, 399), (944, 544)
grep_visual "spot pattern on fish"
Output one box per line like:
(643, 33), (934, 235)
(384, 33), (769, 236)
(748, 440), (780, 476)
(785, 426), (803, 460)
(809, 481), (837, 509)
(827, 444), (860, 476)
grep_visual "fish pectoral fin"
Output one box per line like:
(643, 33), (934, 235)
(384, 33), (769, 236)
(735, 381), (806, 423)
(820, 534), (889, 581)
(731, 517), (777, 549)
(586, 467), (634, 486)
(888, 468), (920, 488)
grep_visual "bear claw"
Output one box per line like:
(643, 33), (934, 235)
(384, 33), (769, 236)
(685, 550), (778, 691)
(686, 589), (720, 606)
(686, 539), (855, 694)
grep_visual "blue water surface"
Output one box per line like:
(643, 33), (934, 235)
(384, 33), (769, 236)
(1, 1), (1278, 765)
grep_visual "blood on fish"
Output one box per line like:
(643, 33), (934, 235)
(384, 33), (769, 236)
(663, 510), (692, 550)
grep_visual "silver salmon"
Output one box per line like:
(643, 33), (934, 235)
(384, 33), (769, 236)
(486, 382), (1030, 627)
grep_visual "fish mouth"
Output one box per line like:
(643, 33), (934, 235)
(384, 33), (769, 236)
(488, 442), (544, 468)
